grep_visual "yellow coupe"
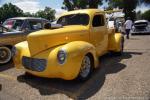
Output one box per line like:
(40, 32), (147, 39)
(13, 9), (124, 81)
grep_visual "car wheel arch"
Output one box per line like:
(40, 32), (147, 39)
(0, 45), (12, 64)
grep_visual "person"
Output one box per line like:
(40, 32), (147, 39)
(124, 17), (133, 39)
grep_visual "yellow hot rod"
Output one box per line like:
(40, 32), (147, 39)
(13, 9), (124, 81)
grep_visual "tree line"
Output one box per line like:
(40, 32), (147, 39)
(62, 0), (150, 21)
(0, 3), (56, 22)
(0, 1), (149, 23)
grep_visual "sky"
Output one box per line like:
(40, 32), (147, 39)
(0, 0), (66, 17)
(0, 0), (149, 17)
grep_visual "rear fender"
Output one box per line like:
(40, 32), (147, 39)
(108, 33), (123, 52)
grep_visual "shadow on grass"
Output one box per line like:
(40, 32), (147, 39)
(17, 51), (142, 99)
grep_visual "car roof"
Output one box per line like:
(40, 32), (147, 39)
(7, 17), (49, 21)
(134, 20), (148, 23)
(61, 9), (105, 17)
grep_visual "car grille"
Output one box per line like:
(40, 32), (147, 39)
(135, 29), (146, 32)
(22, 56), (47, 72)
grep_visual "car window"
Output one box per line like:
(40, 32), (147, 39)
(3, 19), (24, 31)
(92, 15), (105, 27)
(57, 14), (89, 26)
(28, 20), (42, 30)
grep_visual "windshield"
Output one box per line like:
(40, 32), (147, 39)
(3, 19), (24, 31)
(57, 14), (89, 26)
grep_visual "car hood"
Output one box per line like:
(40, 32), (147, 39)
(27, 25), (89, 56)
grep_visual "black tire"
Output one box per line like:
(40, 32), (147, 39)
(24, 72), (33, 76)
(78, 55), (93, 81)
(119, 36), (124, 55)
(0, 46), (12, 64)
(24, 72), (34, 78)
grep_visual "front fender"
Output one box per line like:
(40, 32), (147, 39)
(61, 41), (99, 68)
(13, 41), (30, 69)
(43, 41), (98, 79)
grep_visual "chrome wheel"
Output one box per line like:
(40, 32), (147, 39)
(0, 47), (12, 64)
(79, 55), (92, 79)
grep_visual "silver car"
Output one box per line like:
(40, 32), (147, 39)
(0, 17), (49, 64)
(131, 20), (150, 35)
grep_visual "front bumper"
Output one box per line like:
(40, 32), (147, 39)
(131, 31), (150, 35)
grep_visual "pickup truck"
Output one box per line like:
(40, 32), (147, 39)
(13, 9), (124, 81)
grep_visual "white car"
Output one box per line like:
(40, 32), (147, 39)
(131, 20), (150, 35)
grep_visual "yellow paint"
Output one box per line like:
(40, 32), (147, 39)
(13, 9), (123, 80)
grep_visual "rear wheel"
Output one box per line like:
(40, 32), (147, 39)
(119, 37), (124, 54)
(0, 47), (12, 64)
(78, 55), (93, 81)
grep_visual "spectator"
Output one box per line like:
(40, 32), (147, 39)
(124, 17), (133, 39)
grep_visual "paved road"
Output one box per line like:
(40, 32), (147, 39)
(0, 35), (150, 100)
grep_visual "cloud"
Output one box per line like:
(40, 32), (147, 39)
(13, 0), (43, 13)
(55, 9), (67, 18)
(136, 3), (150, 13)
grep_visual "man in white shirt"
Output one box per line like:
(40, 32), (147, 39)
(124, 17), (133, 39)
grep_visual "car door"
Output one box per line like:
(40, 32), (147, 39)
(22, 19), (43, 41)
(90, 14), (108, 56)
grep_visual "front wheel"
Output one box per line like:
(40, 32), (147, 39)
(78, 55), (93, 81)
(0, 47), (12, 64)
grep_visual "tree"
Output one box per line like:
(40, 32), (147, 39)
(0, 3), (23, 22)
(139, 0), (150, 5)
(62, 0), (103, 11)
(107, 0), (137, 20)
(106, 0), (150, 20)
(23, 12), (35, 17)
(136, 11), (142, 20)
(35, 7), (56, 21)
(141, 10), (150, 21)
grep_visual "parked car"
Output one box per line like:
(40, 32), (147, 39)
(13, 9), (124, 81)
(131, 20), (150, 35)
(0, 17), (49, 64)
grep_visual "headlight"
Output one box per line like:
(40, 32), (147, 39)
(57, 49), (67, 64)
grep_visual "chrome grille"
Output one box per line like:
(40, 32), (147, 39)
(22, 56), (47, 72)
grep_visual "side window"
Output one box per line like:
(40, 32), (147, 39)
(92, 15), (105, 27)
(28, 20), (42, 30)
